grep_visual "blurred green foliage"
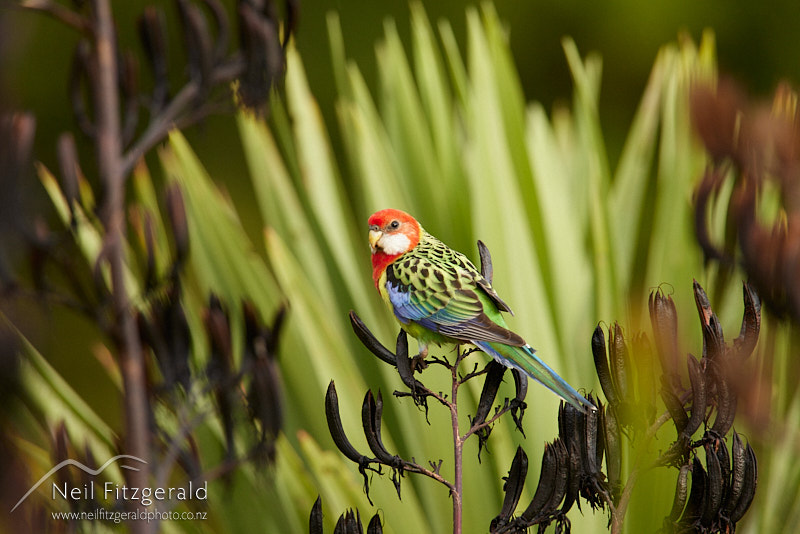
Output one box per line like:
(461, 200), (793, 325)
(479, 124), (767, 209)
(4, 0), (800, 175)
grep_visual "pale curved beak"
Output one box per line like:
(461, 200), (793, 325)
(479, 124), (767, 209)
(369, 230), (383, 253)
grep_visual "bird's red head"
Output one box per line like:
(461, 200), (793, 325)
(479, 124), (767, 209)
(367, 209), (422, 286)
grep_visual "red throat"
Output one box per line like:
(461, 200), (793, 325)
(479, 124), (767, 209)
(372, 250), (402, 287)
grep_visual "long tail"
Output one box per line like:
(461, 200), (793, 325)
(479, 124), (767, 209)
(475, 341), (596, 413)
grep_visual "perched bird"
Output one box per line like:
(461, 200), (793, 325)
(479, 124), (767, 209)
(368, 208), (594, 412)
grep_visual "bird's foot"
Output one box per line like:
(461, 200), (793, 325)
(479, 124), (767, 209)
(411, 353), (428, 373)
(410, 345), (428, 373)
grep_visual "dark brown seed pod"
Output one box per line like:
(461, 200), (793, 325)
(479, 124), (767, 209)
(701, 442), (724, 528)
(333, 512), (345, 534)
(709, 363), (737, 437)
(728, 441), (758, 524)
(325, 381), (367, 464)
(495, 447), (528, 525)
(477, 239), (494, 284)
(165, 183), (189, 266)
(166, 292), (192, 391)
(361, 390), (395, 465)
(139, 293), (190, 391)
(177, 0), (214, 88)
(560, 439), (582, 515)
(394, 330), (417, 390)
(389, 329), (430, 411)
(334, 509), (361, 534)
(558, 402), (578, 446)
(243, 301), (261, 350)
(702, 317), (726, 362)
(540, 439), (570, 520)
(592, 325), (619, 407)
(709, 436), (731, 513)
(734, 282), (761, 359)
(204, 295), (232, 370)
(583, 395), (601, 476)
(667, 463), (691, 522)
(683, 354), (707, 438)
(201, 0), (231, 61)
(609, 323), (631, 404)
(242, 303), (283, 448)
(680, 456), (707, 526)
(366, 513), (383, 534)
(473, 360), (505, 427)
(237, 1), (283, 112)
(693, 279), (713, 325)
(594, 402), (605, 476)
(649, 287), (681, 382)
(511, 369), (528, 434)
(661, 381), (689, 435)
(309, 495), (323, 534)
(690, 79), (746, 162)
(693, 280), (725, 361)
(520, 442), (559, 522)
(513, 368), (527, 401)
(348, 311), (396, 366)
(137, 6), (169, 112)
(724, 432), (747, 518)
(603, 405), (622, 492)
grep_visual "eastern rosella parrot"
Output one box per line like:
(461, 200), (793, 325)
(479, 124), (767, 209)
(368, 208), (594, 412)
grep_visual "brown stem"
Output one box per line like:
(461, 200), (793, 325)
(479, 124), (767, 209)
(91, 1), (152, 532)
(450, 347), (464, 534)
(401, 462), (456, 491)
(119, 55), (245, 177)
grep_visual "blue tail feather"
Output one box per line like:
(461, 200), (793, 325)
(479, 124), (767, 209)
(474, 341), (595, 413)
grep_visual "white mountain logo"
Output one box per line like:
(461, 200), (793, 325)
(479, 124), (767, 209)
(11, 455), (146, 512)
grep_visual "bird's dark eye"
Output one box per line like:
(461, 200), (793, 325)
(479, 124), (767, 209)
(389, 220), (400, 230)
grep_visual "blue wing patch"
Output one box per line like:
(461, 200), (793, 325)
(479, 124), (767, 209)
(387, 280), (435, 326)
(385, 276), (524, 345)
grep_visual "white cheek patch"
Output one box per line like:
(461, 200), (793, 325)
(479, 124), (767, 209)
(379, 233), (412, 255)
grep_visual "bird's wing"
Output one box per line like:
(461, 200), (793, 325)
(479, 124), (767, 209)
(385, 256), (525, 346)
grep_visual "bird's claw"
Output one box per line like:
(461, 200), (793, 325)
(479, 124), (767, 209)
(411, 354), (428, 373)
